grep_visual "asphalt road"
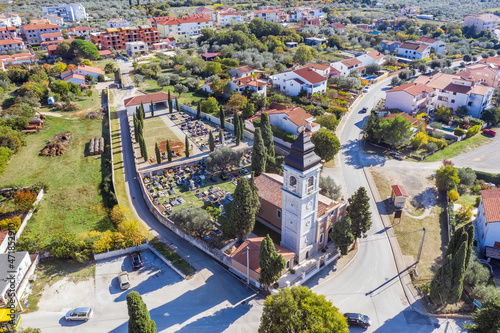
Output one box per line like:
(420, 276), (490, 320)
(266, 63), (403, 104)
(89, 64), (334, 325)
(319, 79), (467, 332)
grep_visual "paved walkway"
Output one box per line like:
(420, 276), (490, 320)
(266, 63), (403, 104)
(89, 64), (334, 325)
(158, 112), (203, 156)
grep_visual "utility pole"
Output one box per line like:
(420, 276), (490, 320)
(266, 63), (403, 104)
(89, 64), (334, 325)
(246, 246), (250, 285)
(416, 227), (426, 264)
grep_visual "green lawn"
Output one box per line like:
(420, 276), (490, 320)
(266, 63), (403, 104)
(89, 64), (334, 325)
(174, 179), (237, 210)
(425, 134), (493, 162)
(456, 194), (479, 206)
(142, 116), (181, 159)
(150, 238), (195, 276)
(38, 92), (102, 117)
(0, 116), (111, 236)
(140, 78), (205, 106)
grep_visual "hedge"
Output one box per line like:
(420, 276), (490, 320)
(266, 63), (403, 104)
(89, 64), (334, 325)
(474, 170), (500, 184)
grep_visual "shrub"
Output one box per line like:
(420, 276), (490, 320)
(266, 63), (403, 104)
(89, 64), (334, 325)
(454, 127), (466, 136)
(14, 189), (38, 212)
(97, 74), (105, 82)
(448, 190), (459, 201)
(466, 125), (481, 138)
(426, 142), (438, 152)
(428, 136), (447, 148)
(0, 216), (21, 233)
(430, 122), (443, 129)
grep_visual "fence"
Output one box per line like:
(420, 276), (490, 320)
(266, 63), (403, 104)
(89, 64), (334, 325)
(94, 243), (149, 261)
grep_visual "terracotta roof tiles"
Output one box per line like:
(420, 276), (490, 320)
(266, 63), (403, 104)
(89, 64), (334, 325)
(481, 188), (500, 223)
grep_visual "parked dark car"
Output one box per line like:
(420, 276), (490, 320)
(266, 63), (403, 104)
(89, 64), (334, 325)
(360, 107), (368, 113)
(483, 129), (496, 137)
(131, 252), (143, 269)
(344, 313), (371, 329)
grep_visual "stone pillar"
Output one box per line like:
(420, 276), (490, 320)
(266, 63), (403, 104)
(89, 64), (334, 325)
(317, 260), (321, 270)
(286, 281), (290, 288)
(301, 271), (306, 280)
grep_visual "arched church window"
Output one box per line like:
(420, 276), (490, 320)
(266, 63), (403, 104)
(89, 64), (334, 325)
(307, 176), (315, 192)
(289, 176), (297, 191)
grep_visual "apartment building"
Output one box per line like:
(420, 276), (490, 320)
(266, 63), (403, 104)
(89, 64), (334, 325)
(156, 16), (214, 37)
(0, 26), (19, 40)
(215, 8), (243, 26)
(42, 4), (88, 22)
(463, 13), (499, 33)
(106, 18), (130, 29)
(42, 14), (64, 26)
(253, 6), (287, 23)
(0, 38), (24, 53)
(0, 13), (21, 28)
(90, 25), (160, 50)
(126, 41), (148, 57)
(67, 26), (93, 38)
(21, 23), (62, 44)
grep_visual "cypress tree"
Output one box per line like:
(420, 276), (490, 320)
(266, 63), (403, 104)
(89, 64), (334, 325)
(430, 254), (453, 305)
(208, 131), (215, 151)
(348, 187), (372, 239)
(185, 135), (190, 157)
(239, 117), (244, 140)
(230, 177), (257, 240)
(168, 90), (173, 113)
(176, 97), (180, 113)
(141, 134), (148, 161)
(197, 101), (201, 119)
(127, 291), (156, 333)
(465, 224), (474, 270)
(260, 112), (275, 157)
(219, 106), (225, 129)
(234, 112), (240, 146)
(150, 101), (154, 117)
(446, 227), (467, 257)
(259, 234), (286, 288)
(166, 140), (172, 161)
(155, 142), (161, 164)
(249, 171), (261, 215)
(448, 241), (467, 304)
(140, 102), (145, 119)
(133, 113), (138, 142)
(136, 117), (143, 143)
(251, 127), (267, 176)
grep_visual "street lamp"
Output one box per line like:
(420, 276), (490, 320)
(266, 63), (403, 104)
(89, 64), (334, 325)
(416, 227), (426, 264)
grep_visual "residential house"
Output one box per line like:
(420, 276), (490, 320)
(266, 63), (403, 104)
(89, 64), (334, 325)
(148, 16), (172, 28)
(21, 23), (61, 44)
(246, 103), (320, 135)
(305, 37), (327, 45)
(0, 252), (32, 307)
(40, 32), (63, 50)
(63, 73), (86, 85)
(229, 65), (256, 79)
(200, 52), (220, 61)
(0, 26), (18, 40)
(381, 40), (401, 53)
(253, 6), (286, 23)
(414, 72), (493, 118)
(0, 13), (21, 28)
(304, 62), (337, 77)
(29, 19), (50, 25)
(156, 15), (214, 37)
(301, 16), (322, 27)
(226, 75), (267, 97)
(0, 52), (37, 70)
(67, 26), (92, 38)
(123, 92), (176, 115)
(98, 50), (112, 58)
(479, 56), (500, 68)
(106, 18), (130, 28)
(0, 38), (23, 53)
(357, 50), (385, 67)
(90, 25), (160, 50)
(61, 64), (104, 80)
(417, 37), (446, 54)
(397, 42), (431, 60)
(476, 188), (500, 259)
(125, 41), (148, 57)
(195, 6), (215, 20)
(385, 83), (434, 114)
(42, 4), (87, 22)
(271, 67), (328, 97)
(42, 14), (64, 26)
(331, 58), (364, 77)
(463, 14), (499, 33)
(215, 7), (243, 26)
(229, 237), (295, 288)
(330, 22), (346, 30)
(458, 64), (500, 88)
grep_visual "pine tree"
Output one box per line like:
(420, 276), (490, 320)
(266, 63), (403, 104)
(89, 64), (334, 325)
(155, 142), (161, 164)
(168, 90), (173, 113)
(176, 98), (180, 113)
(260, 112), (275, 157)
(219, 106), (225, 129)
(251, 127), (267, 176)
(150, 101), (154, 117)
(230, 177), (257, 240)
(259, 234), (286, 288)
(448, 241), (467, 304)
(348, 187), (372, 239)
(197, 102), (201, 119)
(430, 254), (453, 305)
(234, 112), (240, 146)
(127, 291), (156, 333)
(208, 131), (215, 152)
(331, 216), (355, 255)
(185, 135), (190, 157)
(166, 140), (172, 161)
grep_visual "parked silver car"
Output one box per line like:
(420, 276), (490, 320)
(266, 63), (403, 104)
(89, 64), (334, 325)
(118, 271), (131, 290)
(65, 307), (93, 322)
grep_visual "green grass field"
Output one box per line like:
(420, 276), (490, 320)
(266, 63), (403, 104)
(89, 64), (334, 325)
(425, 134), (492, 162)
(142, 116), (181, 159)
(0, 116), (111, 236)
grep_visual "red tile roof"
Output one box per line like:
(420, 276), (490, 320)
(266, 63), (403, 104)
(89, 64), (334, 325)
(234, 65), (254, 74)
(387, 83), (432, 96)
(73, 65), (105, 75)
(230, 237), (295, 274)
(305, 62), (330, 71)
(331, 22), (346, 29)
(0, 39), (22, 45)
(399, 42), (429, 52)
(341, 58), (362, 67)
(293, 67), (327, 84)
(418, 37), (439, 44)
(481, 188), (500, 223)
(23, 23), (61, 31)
(124, 92), (176, 107)
(391, 185), (408, 197)
(99, 50), (112, 56)
(367, 50), (384, 60)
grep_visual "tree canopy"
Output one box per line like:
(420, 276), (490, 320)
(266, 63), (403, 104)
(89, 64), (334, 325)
(348, 187), (372, 239)
(259, 234), (286, 287)
(205, 147), (241, 173)
(311, 129), (340, 162)
(127, 291), (156, 333)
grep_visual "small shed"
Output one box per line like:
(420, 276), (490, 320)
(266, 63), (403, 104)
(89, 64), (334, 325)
(201, 53), (221, 61)
(391, 185), (408, 209)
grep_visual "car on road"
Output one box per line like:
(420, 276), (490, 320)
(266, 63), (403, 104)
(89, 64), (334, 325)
(483, 129), (496, 137)
(118, 272), (131, 290)
(131, 252), (143, 269)
(65, 307), (93, 322)
(344, 313), (371, 329)
(363, 86), (370, 93)
(360, 107), (368, 113)
(390, 152), (406, 160)
(220, 173), (228, 181)
(239, 168), (249, 175)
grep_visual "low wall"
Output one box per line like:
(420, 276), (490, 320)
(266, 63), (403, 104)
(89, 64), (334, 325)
(273, 137), (292, 149)
(16, 189), (44, 241)
(180, 104), (235, 131)
(94, 243), (149, 261)
(18, 253), (39, 304)
(148, 245), (186, 279)
(294, 252), (340, 287)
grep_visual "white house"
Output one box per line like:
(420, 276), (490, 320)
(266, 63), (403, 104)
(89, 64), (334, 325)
(126, 41), (148, 57)
(21, 23), (62, 44)
(42, 3), (88, 22)
(271, 67), (327, 97)
(61, 64), (104, 80)
(476, 188), (500, 259)
(106, 18), (130, 28)
(67, 26), (92, 38)
(356, 50), (385, 67)
(458, 64), (500, 88)
(156, 16), (214, 37)
(0, 13), (21, 28)
(229, 65), (256, 79)
(123, 92), (177, 115)
(253, 6), (285, 23)
(0, 251), (31, 307)
(215, 8), (243, 26)
(417, 37), (446, 54)
(0, 52), (37, 70)
(331, 58), (364, 77)
(227, 75), (267, 97)
(397, 42), (431, 60)
(42, 14), (64, 26)
(385, 83), (434, 114)
(304, 62), (338, 77)
(0, 38), (24, 53)
(63, 74), (85, 85)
